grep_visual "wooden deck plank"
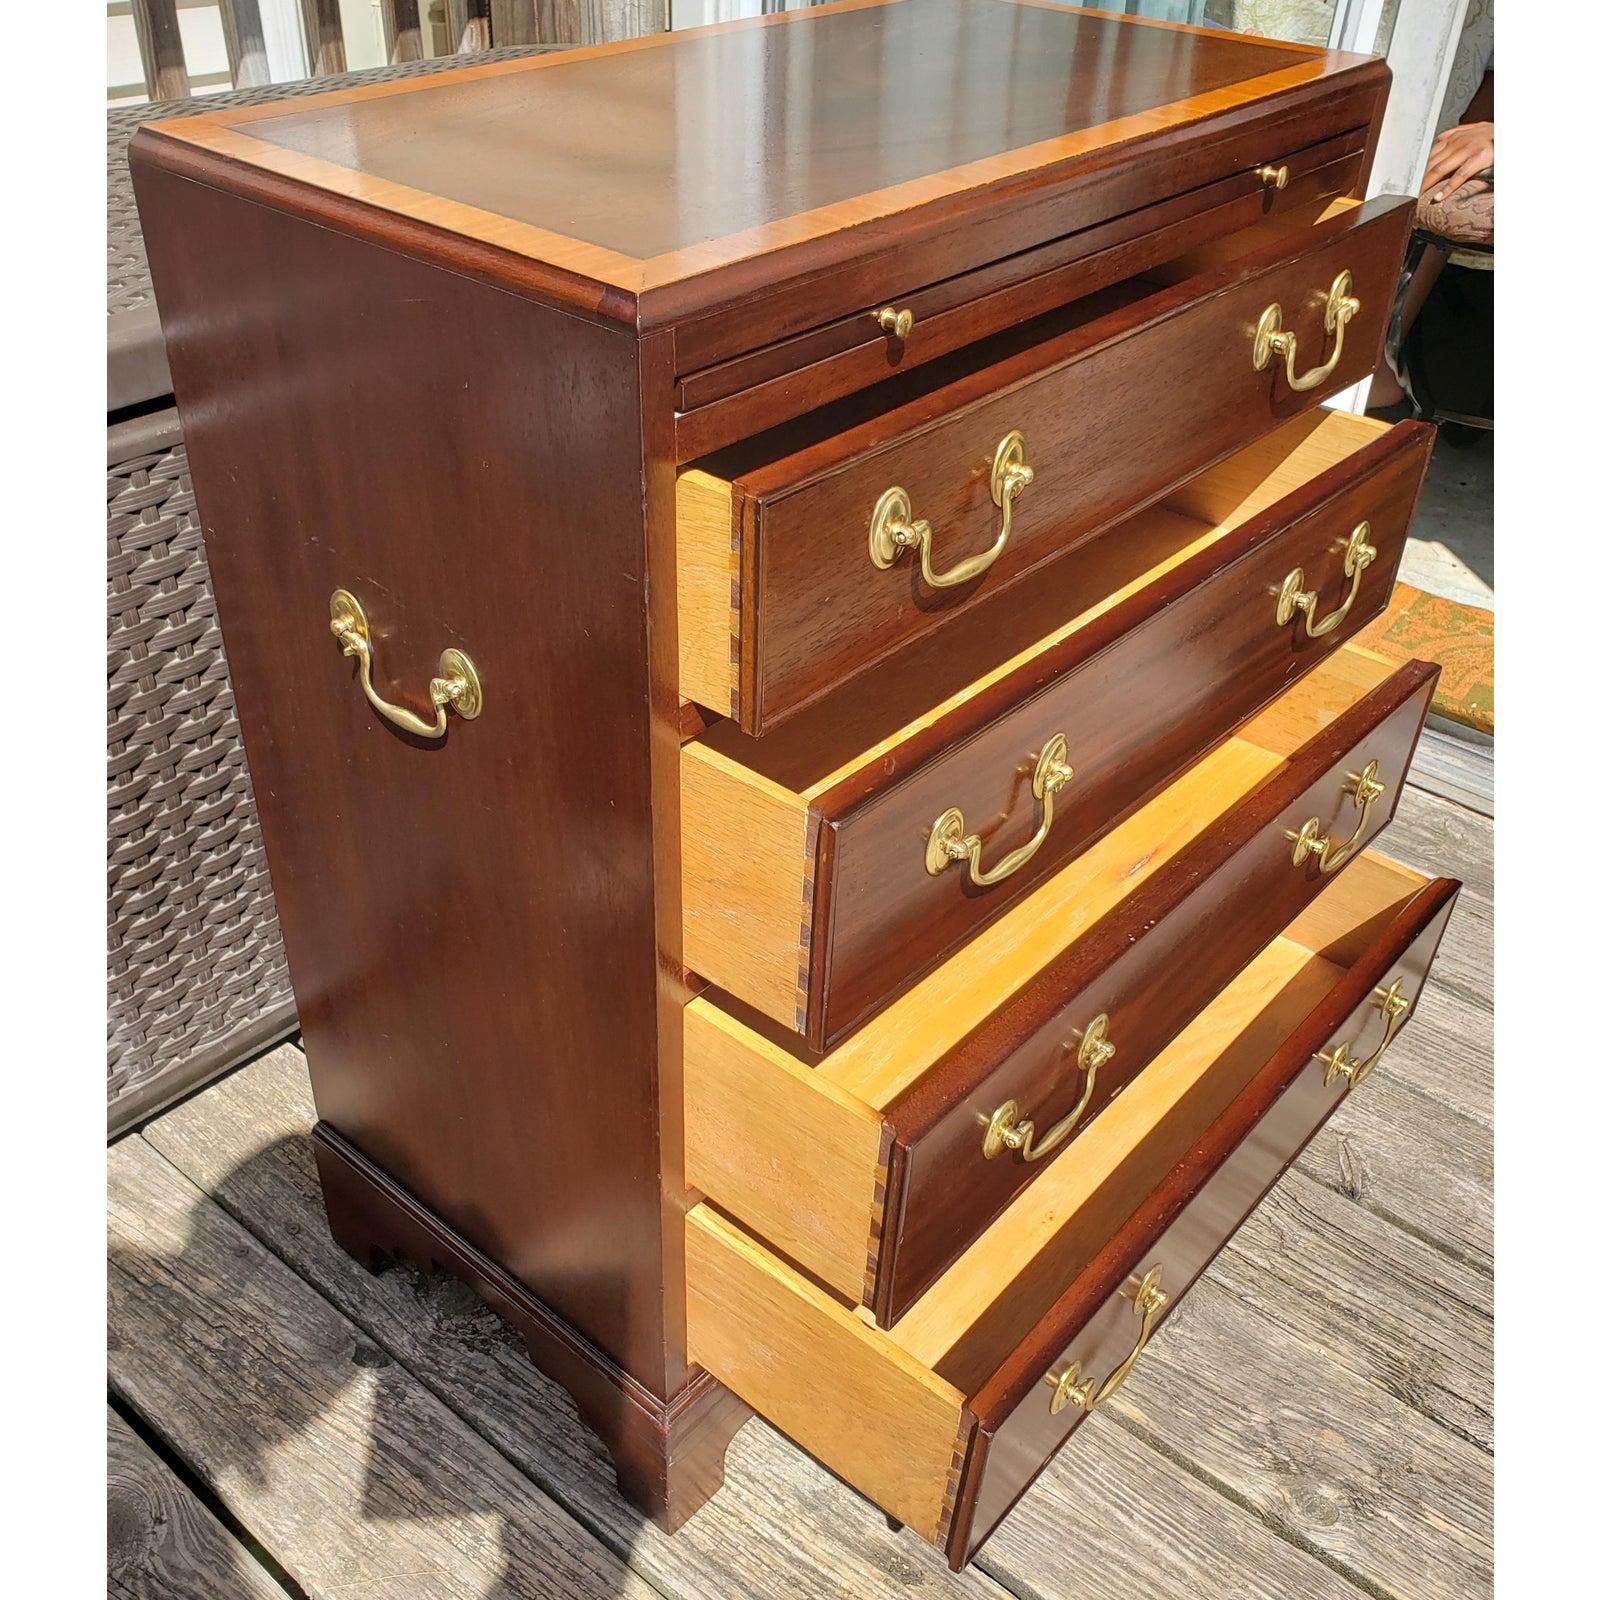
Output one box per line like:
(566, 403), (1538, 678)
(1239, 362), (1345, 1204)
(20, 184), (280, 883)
(108, 1409), (284, 1600)
(1202, 1168), (1492, 1451)
(140, 1045), (1017, 1600)
(1107, 1269), (1492, 1600)
(977, 1415), (1374, 1600)
(1406, 723), (1493, 816)
(108, 1135), (664, 1600)
(1383, 781), (1493, 905)
(1295, 1059), (1492, 1275)
(120, 735), (1492, 1600)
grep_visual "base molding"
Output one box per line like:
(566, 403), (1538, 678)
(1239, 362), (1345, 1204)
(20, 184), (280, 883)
(312, 1121), (749, 1531)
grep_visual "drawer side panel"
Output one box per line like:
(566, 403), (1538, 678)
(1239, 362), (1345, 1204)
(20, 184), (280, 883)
(684, 1001), (886, 1295)
(681, 745), (814, 1028)
(685, 1205), (968, 1541)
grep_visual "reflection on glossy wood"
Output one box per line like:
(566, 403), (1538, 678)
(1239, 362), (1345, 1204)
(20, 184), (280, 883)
(137, 0), (1386, 327)
(239, 0), (1298, 258)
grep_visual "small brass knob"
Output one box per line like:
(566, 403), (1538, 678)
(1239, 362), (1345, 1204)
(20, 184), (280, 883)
(1257, 163), (1290, 190)
(875, 305), (914, 340)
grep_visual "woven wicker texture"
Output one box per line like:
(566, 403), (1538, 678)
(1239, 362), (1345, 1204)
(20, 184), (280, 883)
(108, 432), (295, 1125)
(108, 46), (556, 320)
(106, 48), (562, 1129)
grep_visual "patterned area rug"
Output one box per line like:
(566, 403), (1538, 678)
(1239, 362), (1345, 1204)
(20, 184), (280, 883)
(1357, 583), (1494, 734)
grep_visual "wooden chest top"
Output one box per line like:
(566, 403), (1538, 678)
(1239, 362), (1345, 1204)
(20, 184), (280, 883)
(138, 0), (1381, 325)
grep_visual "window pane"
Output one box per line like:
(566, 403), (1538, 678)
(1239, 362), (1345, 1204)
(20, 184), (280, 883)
(1073, 2), (1210, 22)
(1201, 2), (1337, 47)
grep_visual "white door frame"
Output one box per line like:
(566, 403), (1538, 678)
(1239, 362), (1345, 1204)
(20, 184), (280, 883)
(1329, 0), (1386, 55)
(1366, 0), (1473, 198)
(258, 0), (311, 79)
(1329, 0), (1471, 412)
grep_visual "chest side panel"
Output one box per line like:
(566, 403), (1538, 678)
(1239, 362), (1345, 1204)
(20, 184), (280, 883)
(132, 154), (671, 1386)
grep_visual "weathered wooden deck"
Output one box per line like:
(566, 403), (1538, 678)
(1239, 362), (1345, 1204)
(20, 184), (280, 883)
(108, 723), (1492, 1600)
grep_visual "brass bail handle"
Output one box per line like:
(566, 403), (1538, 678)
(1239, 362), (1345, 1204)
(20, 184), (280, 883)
(869, 430), (1035, 589)
(925, 733), (1073, 886)
(329, 588), (483, 739)
(1318, 977), (1411, 1086)
(981, 1014), (1116, 1162)
(1252, 268), (1361, 392)
(1275, 521), (1378, 639)
(1046, 1266), (1168, 1415)
(1287, 759), (1385, 876)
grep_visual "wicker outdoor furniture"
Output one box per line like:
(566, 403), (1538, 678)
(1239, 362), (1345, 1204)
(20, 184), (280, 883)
(107, 47), (555, 1134)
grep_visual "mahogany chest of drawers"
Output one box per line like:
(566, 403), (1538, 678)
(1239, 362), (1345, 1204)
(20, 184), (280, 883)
(132, 0), (1458, 1570)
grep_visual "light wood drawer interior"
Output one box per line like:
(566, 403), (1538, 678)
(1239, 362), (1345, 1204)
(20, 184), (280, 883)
(684, 636), (1400, 1301)
(680, 408), (1408, 1040)
(686, 847), (1449, 1549)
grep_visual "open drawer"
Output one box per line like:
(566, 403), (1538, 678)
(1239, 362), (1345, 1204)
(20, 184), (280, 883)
(687, 649), (1438, 1325)
(686, 854), (1460, 1569)
(682, 408), (1434, 1049)
(677, 195), (1415, 733)
(684, 641), (1431, 1314)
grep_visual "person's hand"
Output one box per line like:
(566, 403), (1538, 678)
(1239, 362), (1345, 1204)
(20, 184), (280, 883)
(1422, 122), (1494, 205)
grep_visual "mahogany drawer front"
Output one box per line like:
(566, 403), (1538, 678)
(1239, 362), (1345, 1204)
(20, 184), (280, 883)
(686, 860), (1460, 1568)
(674, 127), (1369, 453)
(951, 871), (1457, 1562)
(677, 194), (1414, 734)
(686, 641), (1409, 1306)
(681, 410), (1434, 1051)
(875, 656), (1437, 1326)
